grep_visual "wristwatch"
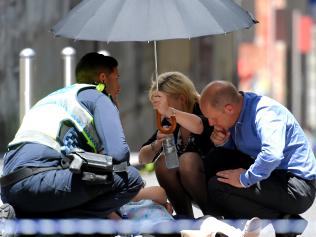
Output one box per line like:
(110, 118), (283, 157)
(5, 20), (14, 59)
(170, 107), (176, 117)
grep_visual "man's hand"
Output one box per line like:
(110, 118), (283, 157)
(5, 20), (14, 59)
(210, 126), (230, 146)
(216, 168), (246, 188)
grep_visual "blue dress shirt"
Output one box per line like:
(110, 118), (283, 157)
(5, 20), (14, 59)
(224, 92), (316, 187)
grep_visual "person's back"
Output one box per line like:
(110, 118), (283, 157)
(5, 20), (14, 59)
(224, 92), (316, 186)
(200, 80), (316, 237)
(0, 52), (143, 218)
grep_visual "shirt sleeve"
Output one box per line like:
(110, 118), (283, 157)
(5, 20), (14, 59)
(240, 106), (286, 187)
(93, 95), (130, 163)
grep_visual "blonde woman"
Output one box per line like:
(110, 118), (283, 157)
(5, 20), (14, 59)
(139, 72), (214, 218)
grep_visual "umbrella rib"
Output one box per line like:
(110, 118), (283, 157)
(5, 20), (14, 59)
(75, 0), (126, 41)
(105, 0), (131, 42)
(198, 0), (226, 34)
(74, 0), (109, 40)
(214, 0), (240, 32)
(199, 0), (254, 34)
(53, 0), (256, 42)
(174, 0), (191, 39)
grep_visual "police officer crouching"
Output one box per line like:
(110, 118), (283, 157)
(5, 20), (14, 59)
(0, 52), (143, 219)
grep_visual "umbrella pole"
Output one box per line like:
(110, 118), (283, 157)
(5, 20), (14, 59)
(153, 40), (177, 135)
(154, 41), (158, 91)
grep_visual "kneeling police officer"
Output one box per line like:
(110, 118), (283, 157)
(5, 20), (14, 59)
(0, 52), (143, 218)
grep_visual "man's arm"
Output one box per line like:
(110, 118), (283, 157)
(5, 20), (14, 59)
(240, 106), (286, 187)
(94, 95), (130, 163)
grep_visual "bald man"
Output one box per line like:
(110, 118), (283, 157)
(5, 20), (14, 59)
(200, 81), (316, 237)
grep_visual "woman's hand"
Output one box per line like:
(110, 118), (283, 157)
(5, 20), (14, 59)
(164, 202), (174, 215)
(156, 129), (169, 142)
(151, 91), (170, 117)
(138, 131), (166, 165)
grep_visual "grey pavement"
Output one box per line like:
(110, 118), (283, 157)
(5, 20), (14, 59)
(0, 153), (315, 236)
(141, 171), (316, 236)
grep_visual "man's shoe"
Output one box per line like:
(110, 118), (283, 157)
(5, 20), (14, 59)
(275, 234), (297, 237)
(274, 214), (307, 237)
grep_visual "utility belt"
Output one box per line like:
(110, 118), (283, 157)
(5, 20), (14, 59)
(0, 149), (128, 187)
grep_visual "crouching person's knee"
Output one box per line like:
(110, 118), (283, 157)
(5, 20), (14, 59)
(125, 166), (144, 192)
(208, 176), (226, 195)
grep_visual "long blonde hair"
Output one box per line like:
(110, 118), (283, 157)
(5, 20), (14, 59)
(148, 71), (199, 112)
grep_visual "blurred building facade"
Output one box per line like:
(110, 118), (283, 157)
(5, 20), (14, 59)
(0, 0), (315, 152)
(238, 0), (316, 132)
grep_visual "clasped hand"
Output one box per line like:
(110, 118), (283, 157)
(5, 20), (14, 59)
(210, 126), (230, 146)
(151, 91), (170, 117)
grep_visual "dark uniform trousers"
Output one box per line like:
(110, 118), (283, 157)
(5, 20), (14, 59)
(1, 166), (143, 218)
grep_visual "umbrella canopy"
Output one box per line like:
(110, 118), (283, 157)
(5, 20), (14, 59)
(51, 0), (257, 134)
(52, 0), (257, 42)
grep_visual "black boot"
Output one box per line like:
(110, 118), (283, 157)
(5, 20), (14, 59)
(275, 234), (297, 237)
(274, 214), (308, 237)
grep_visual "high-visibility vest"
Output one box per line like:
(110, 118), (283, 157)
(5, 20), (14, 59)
(9, 84), (102, 153)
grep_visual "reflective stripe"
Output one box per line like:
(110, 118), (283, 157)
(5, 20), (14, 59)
(9, 130), (61, 152)
(9, 84), (102, 152)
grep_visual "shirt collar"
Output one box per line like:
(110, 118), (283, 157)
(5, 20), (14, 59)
(236, 91), (247, 124)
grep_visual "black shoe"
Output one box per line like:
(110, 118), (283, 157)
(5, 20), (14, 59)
(275, 234), (297, 237)
(172, 214), (194, 220)
(0, 203), (16, 237)
(196, 215), (224, 221)
(215, 233), (229, 237)
(274, 214), (308, 237)
(285, 214), (307, 236)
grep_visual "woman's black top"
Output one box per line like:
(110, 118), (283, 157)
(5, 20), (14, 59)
(141, 103), (214, 161)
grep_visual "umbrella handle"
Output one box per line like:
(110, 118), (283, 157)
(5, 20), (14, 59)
(156, 110), (177, 134)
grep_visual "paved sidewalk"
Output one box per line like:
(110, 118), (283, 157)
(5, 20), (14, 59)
(0, 153), (315, 236)
(142, 171), (316, 236)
